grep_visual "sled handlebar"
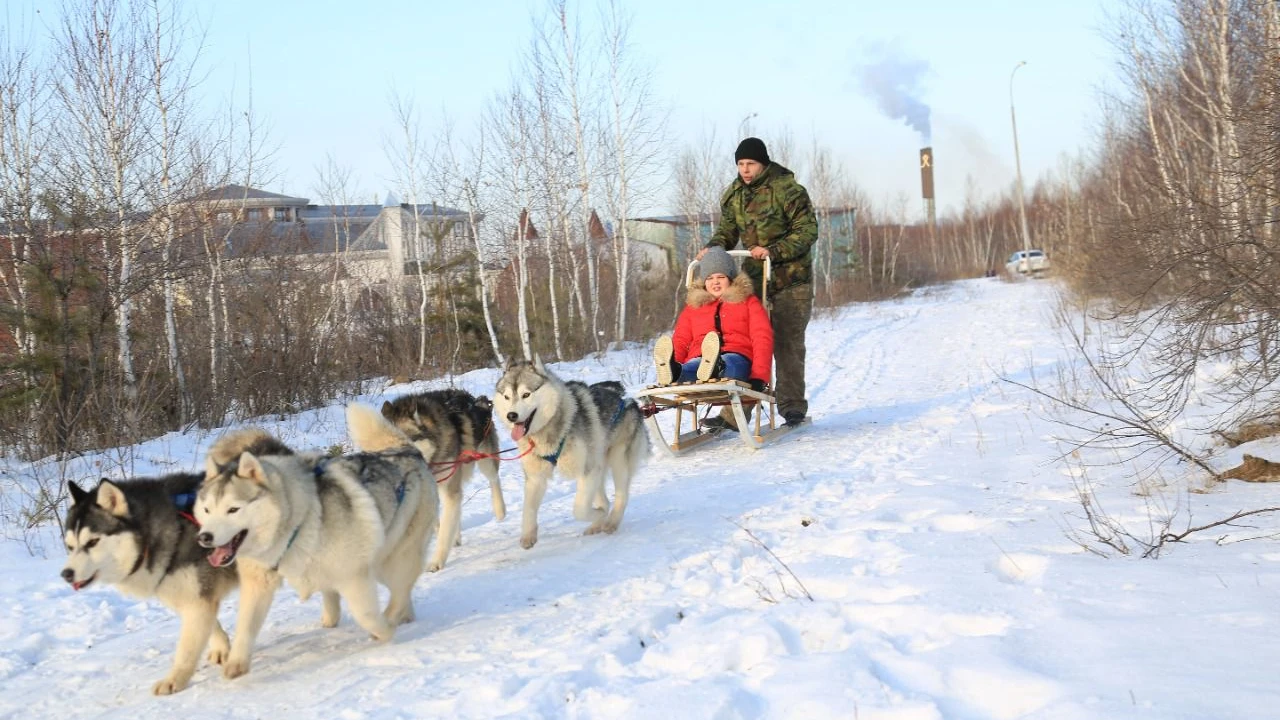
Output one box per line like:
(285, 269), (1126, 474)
(686, 249), (772, 308)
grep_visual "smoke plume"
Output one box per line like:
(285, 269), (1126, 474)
(855, 42), (932, 145)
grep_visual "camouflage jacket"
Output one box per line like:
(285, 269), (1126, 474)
(706, 163), (818, 296)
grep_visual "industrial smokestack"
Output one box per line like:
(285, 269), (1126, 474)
(920, 146), (936, 228)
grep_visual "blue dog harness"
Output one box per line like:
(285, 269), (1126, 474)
(313, 454), (408, 506)
(539, 398), (630, 467)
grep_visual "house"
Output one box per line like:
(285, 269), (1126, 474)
(625, 207), (858, 280)
(181, 184), (488, 291)
(506, 207), (671, 285)
(623, 213), (715, 280)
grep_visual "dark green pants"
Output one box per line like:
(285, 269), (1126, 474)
(768, 283), (812, 419)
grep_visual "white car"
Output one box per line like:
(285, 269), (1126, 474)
(1005, 249), (1050, 277)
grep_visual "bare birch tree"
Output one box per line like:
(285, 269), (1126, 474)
(672, 126), (726, 266)
(434, 117), (505, 365)
(140, 0), (205, 425)
(527, 41), (569, 360)
(312, 154), (358, 362)
(487, 84), (536, 360)
(199, 88), (268, 425)
(0, 25), (51, 367)
(543, 0), (598, 350)
(386, 92), (437, 369)
(52, 0), (152, 437)
(600, 0), (664, 342)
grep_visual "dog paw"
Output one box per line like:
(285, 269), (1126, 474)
(385, 608), (416, 626)
(222, 658), (250, 680)
(207, 644), (230, 666)
(584, 517), (620, 535)
(152, 674), (189, 695)
(520, 531), (538, 549)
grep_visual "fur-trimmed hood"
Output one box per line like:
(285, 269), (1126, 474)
(671, 273), (773, 383)
(687, 272), (755, 308)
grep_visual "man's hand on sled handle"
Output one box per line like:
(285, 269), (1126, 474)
(696, 245), (768, 260)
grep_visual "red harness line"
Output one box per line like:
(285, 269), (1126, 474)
(427, 419), (537, 484)
(175, 425), (531, 527)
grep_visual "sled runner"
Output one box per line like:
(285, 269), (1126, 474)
(636, 251), (796, 455)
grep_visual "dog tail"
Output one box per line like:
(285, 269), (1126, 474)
(347, 403), (415, 453)
(207, 428), (292, 476)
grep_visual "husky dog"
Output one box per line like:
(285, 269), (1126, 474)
(60, 473), (274, 695)
(195, 404), (439, 662)
(381, 389), (505, 571)
(493, 359), (649, 549)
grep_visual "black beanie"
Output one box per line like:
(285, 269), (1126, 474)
(734, 137), (770, 165)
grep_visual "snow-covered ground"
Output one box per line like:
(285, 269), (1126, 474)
(3, 278), (1279, 719)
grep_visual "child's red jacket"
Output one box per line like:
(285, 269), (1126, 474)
(672, 274), (774, 383)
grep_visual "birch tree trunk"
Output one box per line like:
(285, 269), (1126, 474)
(600, 0), (663, 344)
(146, 0), (194, 425)
(487, 85), (536, 361)
(55, 0), (150, 437)
(388, 95), (435, 370)
(0, 37), (48, 369)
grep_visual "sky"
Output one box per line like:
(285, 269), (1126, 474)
(5, 277), (1280, 718)
(6, 0), (1118, 218)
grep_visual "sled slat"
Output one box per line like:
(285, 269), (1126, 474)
(638, 380), (788, 454)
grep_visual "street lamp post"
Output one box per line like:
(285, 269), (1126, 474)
(1010, 61), (1032, 273)
(739, 112), (757, 138)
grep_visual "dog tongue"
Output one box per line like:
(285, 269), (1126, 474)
(511, 422), (526, 441)
(208, 544), (236, 567)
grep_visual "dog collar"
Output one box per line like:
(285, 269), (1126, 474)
(126, 543), (149, 578)
(273, 522), (303, 571)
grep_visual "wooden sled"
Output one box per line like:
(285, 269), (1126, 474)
(637, 249), (800, 456)
(636, 378), (796, 455)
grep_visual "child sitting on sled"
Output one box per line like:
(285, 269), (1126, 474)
(653, 246), (773, 392)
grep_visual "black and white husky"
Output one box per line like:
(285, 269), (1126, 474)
(493, 359), (649, 549)
(60, 473), (277, 695)
(381, 388), (505, 571)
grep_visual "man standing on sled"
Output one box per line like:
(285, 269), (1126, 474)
(698, 136), (818, 429)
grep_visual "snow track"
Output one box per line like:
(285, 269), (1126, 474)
(5, 279), (1280, 719)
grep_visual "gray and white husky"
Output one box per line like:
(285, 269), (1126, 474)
(60, 473), (277, 695)
(493, 359), (649, 549)
(381, 388), (505, 571)
(195, 404), (439, 664)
